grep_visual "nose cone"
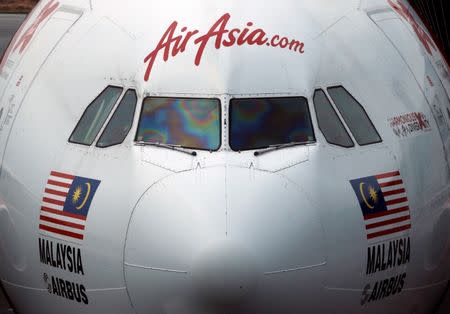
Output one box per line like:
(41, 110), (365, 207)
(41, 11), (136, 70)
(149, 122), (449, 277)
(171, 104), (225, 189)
(124, 166), (326, 314)
(191, 240), (259, 306)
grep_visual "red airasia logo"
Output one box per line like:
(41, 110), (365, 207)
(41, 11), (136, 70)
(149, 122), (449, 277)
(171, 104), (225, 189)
(144, 13), (305, 82)
(387, 0), (436, 55)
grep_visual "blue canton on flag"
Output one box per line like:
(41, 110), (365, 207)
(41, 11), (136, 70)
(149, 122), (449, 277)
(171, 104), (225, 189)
(64, 176), (101, 217)
(350, 175), (387, 216)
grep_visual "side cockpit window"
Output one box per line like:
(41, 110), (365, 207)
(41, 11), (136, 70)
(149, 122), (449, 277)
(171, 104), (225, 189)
(313, 89), (354, 148)
(97, 89), (137, 148)
(327, 86), (382, 146)
(69, 86), (123, 146)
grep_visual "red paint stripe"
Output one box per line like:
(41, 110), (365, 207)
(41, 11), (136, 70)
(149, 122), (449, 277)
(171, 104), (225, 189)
(385, 197), (408, 206)
(364, 206), (410, 220)
(50, 171), (75, 180)
(379, 180), (403, 188)
(42, 197), (64, 206)
(39, 224), (83, 240)
(366, 215), (411, 229)
(367, 224), (411, 239)
(44, 188), (68, 198)
(0, 0), (38, 72)
(39, 215), (85, 230)
(382, 188), (405, 197)
(40, 206), (87, 221)
(375, 171), (400, 179)
(47, 180), (71, 188)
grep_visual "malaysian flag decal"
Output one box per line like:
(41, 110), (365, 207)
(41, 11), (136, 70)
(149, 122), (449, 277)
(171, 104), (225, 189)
(39, 171), (100, 243)
(350, 171), (411, 241)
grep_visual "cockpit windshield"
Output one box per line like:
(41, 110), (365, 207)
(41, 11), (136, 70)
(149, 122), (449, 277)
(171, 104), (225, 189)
(135, 97), (221, 150)
(229, 97), (315, 151)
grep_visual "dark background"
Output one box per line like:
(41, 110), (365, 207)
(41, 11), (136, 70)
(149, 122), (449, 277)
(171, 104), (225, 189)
(0, 0), (38, 13)
(409, 0), (450, 63)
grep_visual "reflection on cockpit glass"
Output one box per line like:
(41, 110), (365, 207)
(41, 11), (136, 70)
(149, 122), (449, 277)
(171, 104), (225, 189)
(136, 97), (221, 150)
(230, 97), (315, 151)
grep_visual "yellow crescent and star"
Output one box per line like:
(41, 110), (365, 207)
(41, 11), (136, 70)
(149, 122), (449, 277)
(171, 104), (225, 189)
(359, 182), (378, 209)
(71, 182), (92, 210)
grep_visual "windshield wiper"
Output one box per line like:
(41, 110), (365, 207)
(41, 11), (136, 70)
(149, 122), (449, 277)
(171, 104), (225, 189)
(135, 141), (197, 156)
(253, 141), (314, 156)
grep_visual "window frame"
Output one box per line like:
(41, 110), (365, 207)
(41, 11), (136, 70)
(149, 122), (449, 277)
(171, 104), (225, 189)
(313, 89), (355, 148)
(134, 96), (222, 152)
(326, 86), (383, 146)
(228, 96), (316, 152)
(68, 85), (124, 147)
(96, 89), (138, 148)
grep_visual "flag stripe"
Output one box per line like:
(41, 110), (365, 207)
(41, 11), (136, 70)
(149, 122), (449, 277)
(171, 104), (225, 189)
(364, 205), (410, 220)
(39, 215), (85, 230)
(47, 180), (71, 188)
(375, 171), (400, 179)
(382, 188), (405, 197)
(365, 215), (411, 229)
(40, 206), (87, 221)
(385, 197), (408, 206)
(50, 171), (75, 180)
(42, 197), (65, 206)
(44, 188), (68, 197)
(40, 210), (87, 225)
(39, 224), (84, 240)
(379, 179), (403, 188)
(367, 224), (411, 239)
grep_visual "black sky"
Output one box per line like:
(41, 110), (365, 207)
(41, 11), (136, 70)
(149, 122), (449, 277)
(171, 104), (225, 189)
(408, 0), (450, 62)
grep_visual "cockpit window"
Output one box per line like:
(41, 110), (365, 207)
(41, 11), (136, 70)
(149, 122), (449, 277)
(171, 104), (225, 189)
(313, 89), (354, 148)
(327, 86), (382, 146)
(69, 86), (123, 146)
(97, 89), (137, 148)
(229, 97), (315, 151)
(135, 97), (221, 151)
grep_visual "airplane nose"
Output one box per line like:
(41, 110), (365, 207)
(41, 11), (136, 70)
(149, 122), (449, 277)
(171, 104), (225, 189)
(190, 240), (259, 306)
(124, 166), (326, 314)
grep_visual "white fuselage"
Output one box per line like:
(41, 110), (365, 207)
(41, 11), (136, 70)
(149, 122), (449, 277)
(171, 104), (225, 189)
(0, 0), (449, 313)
